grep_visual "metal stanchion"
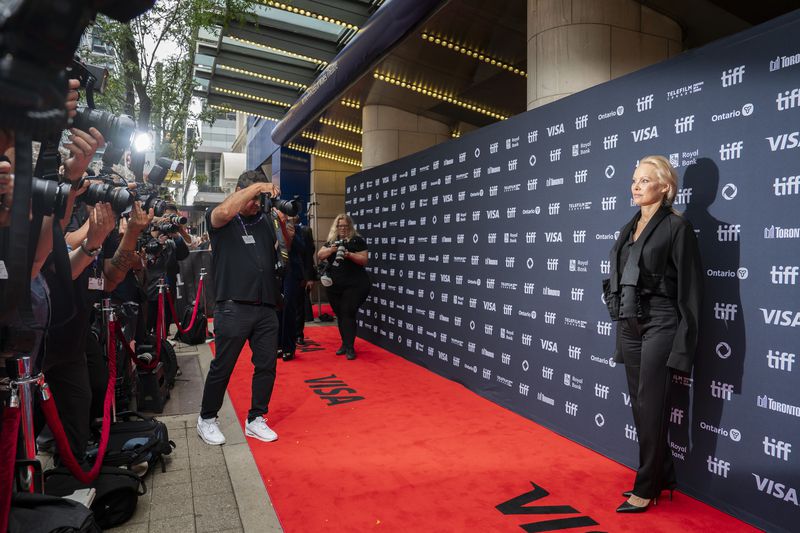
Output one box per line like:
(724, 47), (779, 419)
(101, 298), (118, 421)
(200, 267), (213, 340)
(157, 277), (167, 342)
(10, 356), (43, 493)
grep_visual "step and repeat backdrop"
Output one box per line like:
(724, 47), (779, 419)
(345, 11), (799, 532)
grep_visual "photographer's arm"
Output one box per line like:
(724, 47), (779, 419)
(103, 202), (153, 290)
(317, 244), (337, 261)
(210, 182), (279, 228)
(345, 250), (368, 267)
(31, 216), (55, 279)
(60, 127), (104, 230)
(68, 203), (115, 280)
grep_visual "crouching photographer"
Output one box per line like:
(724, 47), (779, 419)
(317, 214), (370, 360)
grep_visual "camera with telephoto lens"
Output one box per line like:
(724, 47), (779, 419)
(0, 0), (155, 137)
(82, 179), (135, 214)
(71, 107), (136, 149)
(260, 193), (301, 216)
(134, 184), (168, 217)
(137, 234), (163, 266)
(319, 239), (347, 287)
(31, 177), (70, 218)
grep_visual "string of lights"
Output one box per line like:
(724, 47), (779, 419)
(319, 116), (363, 134)
(261, 1), (359, 30)
(228, 36), (328, 66)
(215, 86), (292, 108)
(287, 142), (362, 167)
(372, 71), (508, 120)
(421, 32), (526, 77)
(301, 131), (362, 153)
(217, 64), (308, 90)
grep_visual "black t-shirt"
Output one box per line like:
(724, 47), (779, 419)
(206, 210), (278, 305)
(324, 236), (369, 288)
(145, 237), (189, 299)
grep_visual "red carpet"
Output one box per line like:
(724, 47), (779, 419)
(311, 303), (333, 318)
(224, 327), (758, 532)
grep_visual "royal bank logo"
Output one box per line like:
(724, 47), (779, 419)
(575, 114), (588, 129)
(717, 224), (741, 242)
(767, 350), (796, 371)
(603, 134), (618, 150)
(766, 131), (800, 151)
(707, 456), (731, 478)
(719, 141), (744, 161)
(721, 65), (745, 87)
(636, 93), (654, 112)
(761, 308), (800, 327)
(674, 115), (695, 134)
(569, 259), (588, 273)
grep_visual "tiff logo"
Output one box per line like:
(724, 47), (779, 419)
(670, 408), (684, 425)
(707, 456), (731, 478)
(507, 207), (517, 219)
(544, 312), (556, 325)
(542, 366), (554, 380)
(550, 148), (561, 162)
(508, 159), (518, 171)
(528, 178), (538, 190)
(528, 130), (538, 143)
(573, 230), (586, 243)
(571, 288), (584, 301)
(547, 258), (559, 271)
(506, 257), (516, 268)
(674, 188), (693, 205)
(600, 260), (611, 274)
(575, 114), (588, 129)
(603, 134), (618, 150)
(483, 368), (492, 379)
(721, 65), (745, 87)
(601, 196), (617, 210)
(526, 232), (536, 243)
(594, 383), (609, 399)
(767, 350), (795, 371)
(549, 203), (560, 215)
(763, 437), (792, 460)
(675, 115), (695, 134)
(773, 175), (800, 196)
(575, 169), (588, 183)
(717, 224), (741, 241)
(524, 283), (535, 294)
(637, 94), (654, 111)
(777, 88), (800, 110)
(719, 141), (744, 160)
(710, 380), (734, 400)
(597, 321), (612, 336)
(771, 265), (799, 284)
(503, 304), (513, 316)
(569, 345), (581, 359)
(715, 302), (738, 321)
(565, 401), (579, 416)
(625, 424), (638, 441)
(519, 383), (530, 396)
(522, 333), (532, 346)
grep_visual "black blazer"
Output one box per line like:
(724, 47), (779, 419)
(608, 206), (703, 373)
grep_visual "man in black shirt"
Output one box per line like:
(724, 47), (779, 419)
(197, 170), (281, 445)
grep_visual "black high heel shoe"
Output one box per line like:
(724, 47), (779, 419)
(616, 497), (654, 513)
(335, 345), (346, 355)
(622, 485), (675, 500)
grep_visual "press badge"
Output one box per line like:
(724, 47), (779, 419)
(88, 276), (105, 290)
(242, 235), (256, 244)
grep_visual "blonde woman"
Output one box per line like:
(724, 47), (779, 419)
(317, 214), (369, 359)
(603, 155), (702, 513)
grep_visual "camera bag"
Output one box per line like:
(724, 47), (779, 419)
(42, 466), (144, 530)
(176, 304), (207, 345)
(8, 491), (102, 533)
(86, 411), (175, 474)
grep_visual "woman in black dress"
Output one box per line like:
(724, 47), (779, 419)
(317, 214), (370, 360)
(604, 155), (703, 513)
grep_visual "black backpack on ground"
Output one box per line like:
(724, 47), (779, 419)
(86, 411), (175, 474)
(43, 466), (145, 530)
(137, 336), (178, 389)
(175, 304), (207, 345)
(8, 492), (102, 533)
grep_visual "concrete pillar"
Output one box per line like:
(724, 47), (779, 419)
(309, 155), (360, 250)
(527, 0), (683, 109)
(362, 105), (451, 170)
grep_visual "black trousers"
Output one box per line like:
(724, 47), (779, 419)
(295, 285), (311, 339)
(619, 314), (678, 499)
(327, 282), (370, 349)
(200, 301), (279, 422)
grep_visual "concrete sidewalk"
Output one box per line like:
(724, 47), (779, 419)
(111, 335), (283, 533)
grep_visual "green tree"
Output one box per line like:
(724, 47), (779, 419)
(82, 0), (256, 164)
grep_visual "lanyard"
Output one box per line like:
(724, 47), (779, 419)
(235, 213), (264, 236)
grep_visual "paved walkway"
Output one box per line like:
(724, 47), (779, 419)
(111, 330), (284, 532)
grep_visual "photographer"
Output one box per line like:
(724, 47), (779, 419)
(317, 214), (369, 360)
(197, 170), (281, 446)
(293, 216), (316, 345)
(143, 203), (190, 338)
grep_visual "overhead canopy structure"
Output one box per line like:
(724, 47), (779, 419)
(194, 0), (800, 168)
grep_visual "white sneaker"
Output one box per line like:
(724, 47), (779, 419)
(197, 416), (226, 445)
(245, 417), (278, 442)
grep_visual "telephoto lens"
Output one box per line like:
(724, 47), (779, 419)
(83, 182), (135, 214)
(260, 193), (301, 216)
(72, 108), (136, 149)
(138, 194), (167, 217)
(31, 178), (70, 218)
(165, 213), (187, 225)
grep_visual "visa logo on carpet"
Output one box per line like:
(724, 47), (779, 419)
(305, 374), (365, 406)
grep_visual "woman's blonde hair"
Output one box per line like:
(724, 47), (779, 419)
(327, 213), (360, 242)
(638, 155), (678, 207)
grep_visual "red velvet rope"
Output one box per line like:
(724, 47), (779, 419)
(40, 319), (118, 484)
(0, 405), (21, 532)
(165, 278), (204, 334)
